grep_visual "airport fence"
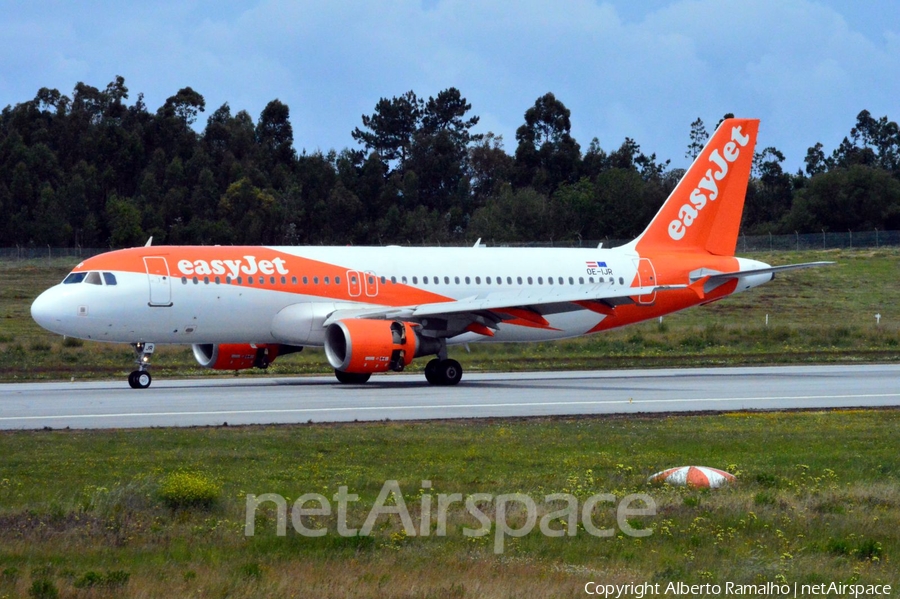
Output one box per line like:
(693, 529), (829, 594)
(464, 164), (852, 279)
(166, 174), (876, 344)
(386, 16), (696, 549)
(2, 230), (900, 260)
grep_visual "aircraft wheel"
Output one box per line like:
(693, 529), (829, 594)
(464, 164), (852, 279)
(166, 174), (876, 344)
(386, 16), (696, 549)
(424, 358), (441, 384)
(334, 370), (371, 384)
(434, 359), (463, 386)
(128, 370), (152, 389)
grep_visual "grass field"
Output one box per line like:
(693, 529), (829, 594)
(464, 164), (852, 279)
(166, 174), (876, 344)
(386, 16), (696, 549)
(0, 411), (898, 598)
(1, 249), (898, 598)
(1, 248), (899, 382)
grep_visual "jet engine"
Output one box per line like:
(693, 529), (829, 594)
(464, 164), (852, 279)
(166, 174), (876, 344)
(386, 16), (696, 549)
(192, 343), (282, 370)
(324, 319), (440, 374)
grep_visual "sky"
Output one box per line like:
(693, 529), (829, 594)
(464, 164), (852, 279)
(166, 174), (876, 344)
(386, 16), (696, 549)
(1, 0), (898, 173)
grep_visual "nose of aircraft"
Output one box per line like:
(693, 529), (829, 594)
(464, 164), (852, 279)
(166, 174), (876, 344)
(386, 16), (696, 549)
(31, 287), (64, 334)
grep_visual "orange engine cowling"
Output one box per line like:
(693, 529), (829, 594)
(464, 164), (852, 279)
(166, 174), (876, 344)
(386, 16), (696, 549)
(192, 343), (280, 370)
(324, 320), (418, 374)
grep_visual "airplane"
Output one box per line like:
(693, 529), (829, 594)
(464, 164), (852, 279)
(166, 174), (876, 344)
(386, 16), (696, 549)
(31, 118), (829, 388)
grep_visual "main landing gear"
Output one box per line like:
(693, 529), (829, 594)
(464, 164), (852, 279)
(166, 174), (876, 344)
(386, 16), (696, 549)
(424, 358), (463, 386)
(334, 370), (372, 384)
(128, 342), (155, 389)
(333, 359), (462, 385)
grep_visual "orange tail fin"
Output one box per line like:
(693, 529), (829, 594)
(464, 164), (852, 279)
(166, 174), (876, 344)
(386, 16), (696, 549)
(633, 118), (759, 256)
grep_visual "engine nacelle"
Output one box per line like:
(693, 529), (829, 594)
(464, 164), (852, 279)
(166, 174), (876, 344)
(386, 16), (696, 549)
(192, 343), (280, 370)
(325, 320), (425, 374)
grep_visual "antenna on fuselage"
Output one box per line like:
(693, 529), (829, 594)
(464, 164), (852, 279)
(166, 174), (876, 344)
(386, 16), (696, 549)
(144, 236), (153, 247)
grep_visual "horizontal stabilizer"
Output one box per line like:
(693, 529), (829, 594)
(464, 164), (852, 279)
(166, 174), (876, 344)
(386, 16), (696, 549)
(689, 261), (833, 283)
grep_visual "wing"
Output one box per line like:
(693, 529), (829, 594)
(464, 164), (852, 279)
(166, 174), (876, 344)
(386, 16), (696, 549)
(322, 283), (687, 337)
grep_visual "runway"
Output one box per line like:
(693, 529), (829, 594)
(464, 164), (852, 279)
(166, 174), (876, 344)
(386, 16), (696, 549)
(0, 364), (898, 430)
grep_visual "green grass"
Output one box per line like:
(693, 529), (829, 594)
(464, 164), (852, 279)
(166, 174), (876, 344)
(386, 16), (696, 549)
(0, 411), (897, 597)
(1, 248), (899, 382)
(2, 250), (899, 596)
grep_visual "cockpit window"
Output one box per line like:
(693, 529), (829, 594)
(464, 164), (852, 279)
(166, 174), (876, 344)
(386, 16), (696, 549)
(63, 272), (87, 284)
(102, 272), (117, 286)
(84, 271), (103, 285)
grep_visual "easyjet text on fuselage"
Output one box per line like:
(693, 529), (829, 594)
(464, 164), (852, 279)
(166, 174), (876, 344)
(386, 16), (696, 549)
(177, 256), (289, 278)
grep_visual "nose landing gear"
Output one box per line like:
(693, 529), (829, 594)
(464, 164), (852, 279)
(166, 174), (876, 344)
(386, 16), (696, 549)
(128, 342), (155, 389)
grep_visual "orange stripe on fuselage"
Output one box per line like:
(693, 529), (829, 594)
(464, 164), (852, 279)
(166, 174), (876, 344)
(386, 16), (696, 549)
(585, 252), (741, 334)
(75, 246), (453, 307)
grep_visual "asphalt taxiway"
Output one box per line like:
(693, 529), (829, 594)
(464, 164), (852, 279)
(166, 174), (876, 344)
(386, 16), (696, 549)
(0, 364), (898, 430)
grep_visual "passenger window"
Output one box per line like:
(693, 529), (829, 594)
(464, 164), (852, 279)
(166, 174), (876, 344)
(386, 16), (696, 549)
(182, 277), (188, 285)
(496, 276), (502, 285)
(281, 276), (286, 284)
(336, 276), (342, 285)
(619, 277), (624, 285)
(589, 277), (594, 283)
(324, 276), (330, 285)
(102, 272), (117, 285)
(486, 277), (491, 284)
(291, 276), (297, 284)
(237, 276), (243, 284)
(193, 277), (200, 285)
(204, 277), (210, 284)
(527, 277), (533, 284)
(313, 277), (319, 284)
(85, 271), (102, 285)
(455, 276), (460, 284)
(402, 276), (408, 284)
(424, 276), (429, 284)
(465, 277), (471, 284)
(538, 277), (543, 285)
(444, 276), (450, 284)
(381, 276), (386, 285)
(391, 276), (397, 284)
(558, 277), (564, 285)
(517, 277), (522, 284)
(579, 277), (584, 284)
(303, 276), (309, 285)
(215, 276), (221, 284)
(63, 272), (87, 284)
(475, 276), (481, 284)
(226, 276), (232, 284)
(413, 276), (418, 284)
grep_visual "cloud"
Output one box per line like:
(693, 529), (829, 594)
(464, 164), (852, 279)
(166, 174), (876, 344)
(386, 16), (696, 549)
(1, 0), (898, 171)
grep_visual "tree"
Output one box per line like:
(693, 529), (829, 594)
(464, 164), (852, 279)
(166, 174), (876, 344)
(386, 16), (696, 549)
(351, 91), (421, 167)
(804, 142), (829, 177)
(106, 195), (146, 247)
(256, 99), (295, 166)
(744, 147), (792, 232)
(158, 87), (206, 126)
(406, 88), (481, 214)
(785, 165), (900, 232)
(468, 133), (514, 203)
(685, 117), (708, 160)
(420, 87), (481, 147)
(514, 92), (581, 193)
